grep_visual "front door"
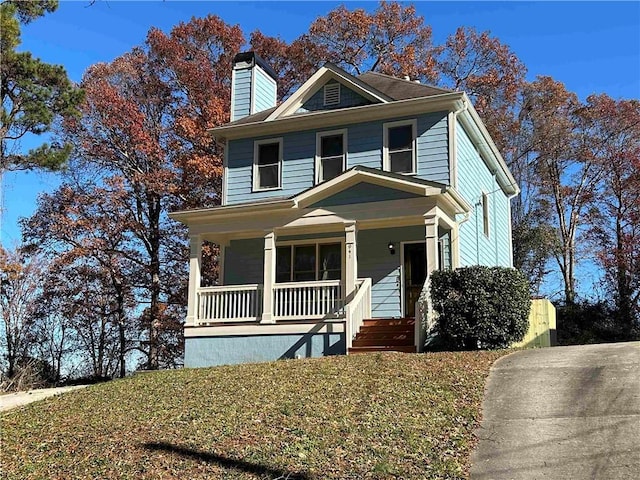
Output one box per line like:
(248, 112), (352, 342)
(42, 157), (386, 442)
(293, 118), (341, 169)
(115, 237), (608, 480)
(403, 243), (427, 318)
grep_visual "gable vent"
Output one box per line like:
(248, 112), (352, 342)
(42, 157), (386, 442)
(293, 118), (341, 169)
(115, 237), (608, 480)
(323, 83), (341, 106)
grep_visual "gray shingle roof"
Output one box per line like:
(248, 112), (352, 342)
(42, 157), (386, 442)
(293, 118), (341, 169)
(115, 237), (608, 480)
(225, 106), (277, 126)
(358, 72), (453, 100)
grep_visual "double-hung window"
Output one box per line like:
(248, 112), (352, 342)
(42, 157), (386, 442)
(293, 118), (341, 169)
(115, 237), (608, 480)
(316, 130), (347, 183)
(276, 242), (342, 283)
(253, 138), (282, 191)
(383, 119), (417, 174)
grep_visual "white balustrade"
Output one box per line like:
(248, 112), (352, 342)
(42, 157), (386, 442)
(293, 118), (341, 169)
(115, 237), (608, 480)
(345, 278), (372, 350)
(197, 284), (263, 324)
(273, 280), (344, 320)
(195, 279), (372, 327)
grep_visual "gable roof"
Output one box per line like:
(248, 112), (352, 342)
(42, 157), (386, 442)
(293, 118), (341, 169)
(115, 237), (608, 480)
(294, 166), (461, 209)
(265, 63), (392, 121)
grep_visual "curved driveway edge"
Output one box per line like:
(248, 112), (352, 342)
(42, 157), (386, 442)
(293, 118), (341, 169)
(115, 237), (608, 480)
(0, 385), (89, 413)
(471, 342), (640, 479)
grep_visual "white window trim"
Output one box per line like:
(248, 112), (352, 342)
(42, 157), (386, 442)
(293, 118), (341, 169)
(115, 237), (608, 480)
(383, 119), (418, 175)
(252, 137), (283, 192)
(315, 129), (348, 184)
(481, 191), (490, 238)
(275, 239), (345, 283)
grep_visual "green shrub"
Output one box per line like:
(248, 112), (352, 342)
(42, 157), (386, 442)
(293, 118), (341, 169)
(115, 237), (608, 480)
(429, 266), (531, 350)
(556, 301), (640, 345)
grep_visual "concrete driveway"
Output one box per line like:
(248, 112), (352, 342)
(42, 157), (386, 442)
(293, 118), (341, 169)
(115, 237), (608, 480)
(0, 385), (89, 413)
(471, 342), (640, 479)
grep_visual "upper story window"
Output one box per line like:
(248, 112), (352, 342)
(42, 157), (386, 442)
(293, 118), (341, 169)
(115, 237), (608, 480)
(383, 119), (417, 174)
(482, 192), (490, 237)
(253, 138), (282, 191)
(323, 83), (341, 106)
(316, 129), (347, 183)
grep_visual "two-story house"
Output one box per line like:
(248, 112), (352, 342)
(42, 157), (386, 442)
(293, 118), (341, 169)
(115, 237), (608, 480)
(170, 52), (518, 367)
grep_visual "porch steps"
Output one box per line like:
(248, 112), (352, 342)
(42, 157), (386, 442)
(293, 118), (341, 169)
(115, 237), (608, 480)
(349, 318), (416, 354)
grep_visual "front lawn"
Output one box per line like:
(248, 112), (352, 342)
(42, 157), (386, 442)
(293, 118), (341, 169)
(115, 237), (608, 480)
(1, 351), (507, 479)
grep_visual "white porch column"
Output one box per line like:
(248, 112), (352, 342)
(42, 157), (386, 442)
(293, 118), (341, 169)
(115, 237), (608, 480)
(186, 234), (202, 327)
(417, 210), (440, 352)
(344, 222), (358, 301)
(424, 209), (440, 274)
(261, 231), (276, 323)
(217, 237), (230, 285)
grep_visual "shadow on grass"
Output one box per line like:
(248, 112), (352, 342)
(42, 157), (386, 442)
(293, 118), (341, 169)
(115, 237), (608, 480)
(142, 441), (311, 479)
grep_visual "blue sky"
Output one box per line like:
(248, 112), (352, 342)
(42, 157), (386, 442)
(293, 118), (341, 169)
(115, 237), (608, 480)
(2, 0), (639, 265)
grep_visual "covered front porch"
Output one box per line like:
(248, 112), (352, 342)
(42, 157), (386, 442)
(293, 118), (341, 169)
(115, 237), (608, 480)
(170, 167), (471, 365)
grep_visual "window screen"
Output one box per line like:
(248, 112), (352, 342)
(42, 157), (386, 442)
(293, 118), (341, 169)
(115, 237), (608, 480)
(256, 142), (280, 189)
(387, 124), (414, 174)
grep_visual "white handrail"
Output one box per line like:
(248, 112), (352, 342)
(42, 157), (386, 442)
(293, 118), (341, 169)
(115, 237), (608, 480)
(345, 278), (372, 351)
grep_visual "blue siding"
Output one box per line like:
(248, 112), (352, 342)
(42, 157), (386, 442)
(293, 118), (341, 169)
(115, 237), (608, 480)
(227, 131), (316, 203)
(224, 238), (264, 285)
(456, 121), (512, 267)
(344, 112), (449, 182)
(311, 182), (421, 208)
(358, 226), (424, 318)
(254, 67), (276, 113)
(225, 112), (450, 205)
(299, 80), (372, 112)
(185, 332), (345, 367)
(416, 113), (449, 182)
(232, 68), (251, 121)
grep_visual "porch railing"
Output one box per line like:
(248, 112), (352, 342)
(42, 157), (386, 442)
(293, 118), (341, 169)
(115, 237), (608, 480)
(197, 284), (263, 324)
(194, 279), (372, 325)
(273, 280), (344, 320)
(345, 278), (372, 351)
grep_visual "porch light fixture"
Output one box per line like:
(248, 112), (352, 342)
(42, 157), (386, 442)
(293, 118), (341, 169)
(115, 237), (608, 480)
(388, 242), (396, 255)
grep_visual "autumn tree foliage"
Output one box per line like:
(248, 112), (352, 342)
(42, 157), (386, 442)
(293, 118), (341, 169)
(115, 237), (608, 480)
(582, 96), (640, 328)
(436, 26), (527, 156)
(146, 15), (244, 208)
(23, 179), (138, 377)
(25, 15), (243, 371)
(519, 76), (605, 304)
(249, 31), (326, 100)
(307, 1), (438, 81)
(0, 247), (42, 379)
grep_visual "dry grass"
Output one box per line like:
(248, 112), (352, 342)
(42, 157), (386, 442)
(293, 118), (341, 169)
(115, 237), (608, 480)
(0, 350), (508, 479)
